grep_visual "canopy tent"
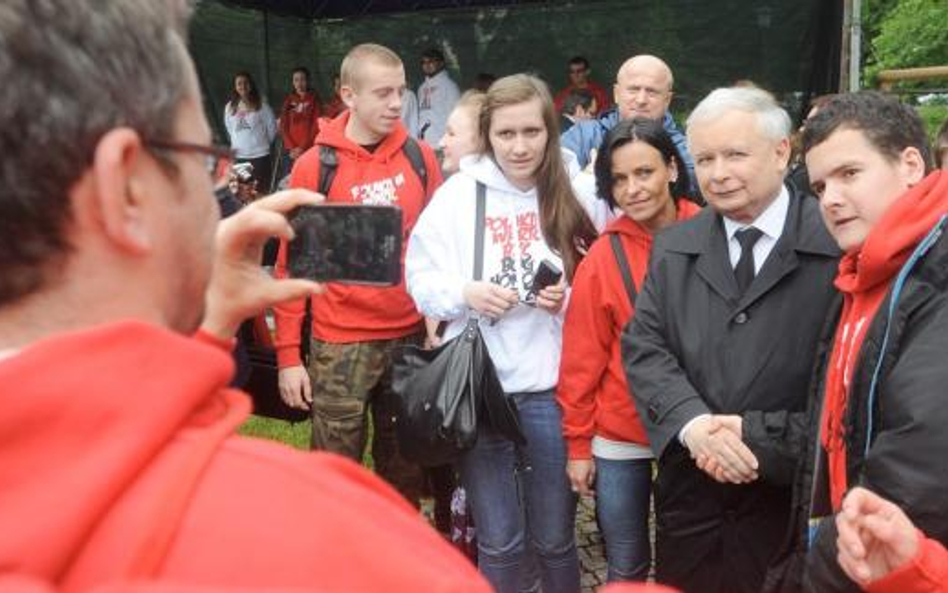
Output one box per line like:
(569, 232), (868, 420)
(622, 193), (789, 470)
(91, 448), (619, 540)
(191, 0), (842, 142)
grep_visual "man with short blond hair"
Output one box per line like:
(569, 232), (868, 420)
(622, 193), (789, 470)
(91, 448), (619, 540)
(275, 43), (442, 504)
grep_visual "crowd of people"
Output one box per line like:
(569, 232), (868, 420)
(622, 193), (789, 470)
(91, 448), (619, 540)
(4, 1), (948, 592)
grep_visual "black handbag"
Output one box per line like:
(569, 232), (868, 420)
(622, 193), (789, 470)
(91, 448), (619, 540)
(392, 182), (525, 467)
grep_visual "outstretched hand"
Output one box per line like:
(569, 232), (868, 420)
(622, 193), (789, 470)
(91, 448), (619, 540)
(836, 487), (921, 587)
(201, 189), (325, 340)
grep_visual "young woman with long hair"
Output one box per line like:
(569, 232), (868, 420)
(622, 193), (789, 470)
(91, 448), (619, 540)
(406, 73), (596, 592)
(224, 71), (277, 193)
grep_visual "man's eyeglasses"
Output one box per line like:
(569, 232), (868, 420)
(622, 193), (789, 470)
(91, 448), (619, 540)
(144, 139), (235, 178)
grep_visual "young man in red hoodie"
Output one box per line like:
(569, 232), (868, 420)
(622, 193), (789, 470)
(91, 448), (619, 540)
(274, 43), (442, 503)
(756, 92), (948, 591)
(0, 2), (486, 590)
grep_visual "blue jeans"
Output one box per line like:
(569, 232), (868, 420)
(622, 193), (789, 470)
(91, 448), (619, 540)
(460, 390), (580, 593)
(594, 456), (653, 581)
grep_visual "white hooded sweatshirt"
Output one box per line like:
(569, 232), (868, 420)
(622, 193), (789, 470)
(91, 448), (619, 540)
(406, 155), (566, 394)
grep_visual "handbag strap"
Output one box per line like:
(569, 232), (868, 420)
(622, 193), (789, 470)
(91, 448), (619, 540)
(609, 233), (637, 306)
(475, 181), (486, 281)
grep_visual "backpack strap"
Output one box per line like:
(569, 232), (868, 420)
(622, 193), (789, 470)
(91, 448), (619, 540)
(317, 144), (338, 196)
(609, 233), (637, 306)
(402, 136), (429, 195)
(474, 181), (487, 281)
(318, 139), (428, 197)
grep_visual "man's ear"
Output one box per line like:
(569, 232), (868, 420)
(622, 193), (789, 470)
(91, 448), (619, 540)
(774, 137), (792, 169)
(340, 84), (356, 109)
(89, 128), (153, 254)
(899, 146), (927, 186)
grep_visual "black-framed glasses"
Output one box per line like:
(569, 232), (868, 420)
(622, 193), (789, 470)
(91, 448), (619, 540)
(144, 139), (235, 178)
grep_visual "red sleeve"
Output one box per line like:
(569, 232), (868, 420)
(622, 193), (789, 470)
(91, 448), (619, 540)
(556, 247), (619, 459)
(279, 96), (296, 149)
(301, 95), (319, 151)
(272, 153), (322, 368)
(867, 531), (948, 593)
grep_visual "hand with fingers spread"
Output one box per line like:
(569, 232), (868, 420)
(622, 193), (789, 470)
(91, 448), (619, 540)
(463, 281), (519, 320)
(201, 189), (325, 341)
(836, 487), (922, 587)
(279, 364), (312, 410)
(566, 458), (596, 497)
(684, 414), (758, 484)
(536, 279), (567, 314)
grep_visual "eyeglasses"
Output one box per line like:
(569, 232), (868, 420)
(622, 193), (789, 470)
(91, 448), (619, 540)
(144, 139), (235, 178)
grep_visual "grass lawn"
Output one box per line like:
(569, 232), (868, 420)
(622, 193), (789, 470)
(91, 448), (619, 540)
(238, 415), (311, 450)
(238, 414), (374, 468)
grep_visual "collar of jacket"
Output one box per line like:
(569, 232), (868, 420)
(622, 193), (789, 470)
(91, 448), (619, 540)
(662, 183), (840, 306)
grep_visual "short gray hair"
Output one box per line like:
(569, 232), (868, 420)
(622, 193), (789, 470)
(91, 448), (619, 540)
(0, 0), (191, 305)
(686, 87), (791, 145)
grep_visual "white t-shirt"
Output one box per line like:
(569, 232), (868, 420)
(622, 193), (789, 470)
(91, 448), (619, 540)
(223, 101), (277, 159)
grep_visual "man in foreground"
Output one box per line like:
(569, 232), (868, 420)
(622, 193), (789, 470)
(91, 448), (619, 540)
(760, 91), (948, 592)
(0, 2), (487, 590)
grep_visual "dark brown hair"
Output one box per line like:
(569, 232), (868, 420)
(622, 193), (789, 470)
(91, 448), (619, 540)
(480, 74), (597, 281)
(0, 0), (189, 305)
(229, 71), (262, 114)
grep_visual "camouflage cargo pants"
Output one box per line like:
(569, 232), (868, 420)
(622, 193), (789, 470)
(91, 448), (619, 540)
(306, 335), (425, 503)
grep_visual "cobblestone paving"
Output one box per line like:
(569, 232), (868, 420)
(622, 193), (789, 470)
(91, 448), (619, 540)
(576, 494), (608, 592)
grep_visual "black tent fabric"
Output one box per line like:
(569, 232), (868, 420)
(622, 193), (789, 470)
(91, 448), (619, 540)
(192, 0), (841, 142)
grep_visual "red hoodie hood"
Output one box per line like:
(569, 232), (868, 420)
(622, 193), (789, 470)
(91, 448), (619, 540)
(314, 110), (410, 164)
(0, 321), (247, 581)
(603, 197), (702, 242)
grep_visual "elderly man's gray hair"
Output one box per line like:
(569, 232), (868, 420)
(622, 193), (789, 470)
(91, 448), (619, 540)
(686, 87), (791, 144)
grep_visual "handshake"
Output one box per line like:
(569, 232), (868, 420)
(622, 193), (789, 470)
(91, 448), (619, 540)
(682, 415), (759, 484)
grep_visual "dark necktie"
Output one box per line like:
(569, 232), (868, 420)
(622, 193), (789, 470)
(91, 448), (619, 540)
(734, 227), (764, 295)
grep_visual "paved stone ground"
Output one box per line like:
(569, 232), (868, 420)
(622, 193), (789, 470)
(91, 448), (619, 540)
(576, 494), (609, 591)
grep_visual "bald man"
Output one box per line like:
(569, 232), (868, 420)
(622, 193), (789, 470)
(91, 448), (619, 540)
(561, 54), (698, 197)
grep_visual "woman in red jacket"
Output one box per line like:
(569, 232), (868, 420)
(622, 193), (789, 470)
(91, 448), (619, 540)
(557, 117), (700, 582)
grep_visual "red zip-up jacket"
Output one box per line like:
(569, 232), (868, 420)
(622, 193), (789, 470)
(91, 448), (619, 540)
(273, 111), (442, 367)
(558, 200), (700, 459)
(0, 322), (488, 591)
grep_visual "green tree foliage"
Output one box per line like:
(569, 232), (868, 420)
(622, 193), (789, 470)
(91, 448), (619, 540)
(864, 0), (948, 84)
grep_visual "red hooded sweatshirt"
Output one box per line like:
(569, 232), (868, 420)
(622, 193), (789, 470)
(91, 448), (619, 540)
(558, 199), (700, 459)
(0, 321), (488, 592)
(273, 111), (443, 367)
(821, 170), (948, 510)
(278, 90), (320, 152)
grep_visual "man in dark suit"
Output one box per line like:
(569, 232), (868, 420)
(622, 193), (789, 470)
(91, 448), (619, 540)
(622, 86), (840, 593)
